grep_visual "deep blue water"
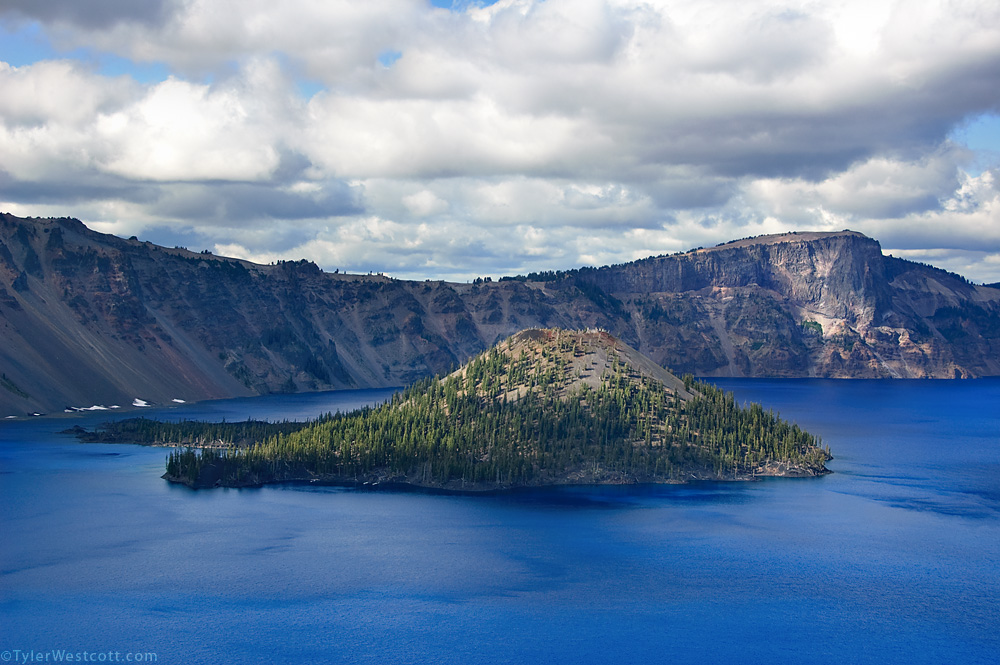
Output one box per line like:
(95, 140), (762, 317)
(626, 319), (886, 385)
(1, 380), (998, 664)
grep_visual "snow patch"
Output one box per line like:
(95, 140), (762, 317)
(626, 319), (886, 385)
(132, 398), (150, 407)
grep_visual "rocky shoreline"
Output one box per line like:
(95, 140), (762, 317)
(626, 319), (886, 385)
(162, 458), (832, 492)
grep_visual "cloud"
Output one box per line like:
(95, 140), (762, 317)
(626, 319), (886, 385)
(1, 0), (1000, 283)
(0, 168), (157, 205)
(868, 169), (1000, 252)
(0, 57), (308, 183)
(0, 60), (137, 127)
(402, 189), (449, 217)
(152, 180), (363, 224)
(742, 149), (969, 223)
(0, 0), (175, 30)
(99, 81), (275, 181)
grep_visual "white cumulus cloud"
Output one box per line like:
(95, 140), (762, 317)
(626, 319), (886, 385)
(1, 0), (999, 282)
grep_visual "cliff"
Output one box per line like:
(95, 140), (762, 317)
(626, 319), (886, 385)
(578, 231), (1000, 379)
(2, 214), (998, 414)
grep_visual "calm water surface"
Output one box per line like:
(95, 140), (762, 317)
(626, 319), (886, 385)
(2, 381), (998, 664)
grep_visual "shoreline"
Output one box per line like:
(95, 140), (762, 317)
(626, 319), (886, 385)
(162, 463), (832, 493)
(9, 376), (1000, 423)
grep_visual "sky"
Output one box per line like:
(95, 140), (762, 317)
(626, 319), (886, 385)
(1, 0), (999, 283)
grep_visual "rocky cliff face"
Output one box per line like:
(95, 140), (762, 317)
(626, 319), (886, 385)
(2, 214), (998, 414)
(577, 230), (986, 379)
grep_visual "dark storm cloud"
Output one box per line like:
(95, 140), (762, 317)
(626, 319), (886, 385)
(0, 0), (176, 29)
(0, 169), (158, 205)
(152, 180), (364, 225)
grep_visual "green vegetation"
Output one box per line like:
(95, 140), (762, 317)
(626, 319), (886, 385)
(802, 320), (823, 335)
(155, 330), (830, 489)
(81, 417), (311, 446)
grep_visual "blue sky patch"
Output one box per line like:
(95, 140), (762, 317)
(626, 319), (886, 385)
(296, 79), (325, 99)
(378, 49), (403, 68)
(950, 113), (1000, 176)
(0, 21), (55, 67)
(430, 1), (502, 11)
(87, 51), (169, 82)
(951, 113), (1000, 153)
(0, 19), (168, 83)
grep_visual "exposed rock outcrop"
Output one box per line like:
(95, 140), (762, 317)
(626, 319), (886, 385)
(2, 214), (998, 414)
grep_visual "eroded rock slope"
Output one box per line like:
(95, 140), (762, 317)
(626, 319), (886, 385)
(2, 214), (998, 414)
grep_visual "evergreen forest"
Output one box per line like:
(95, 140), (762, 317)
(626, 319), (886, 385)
(151, 330), (831, 489)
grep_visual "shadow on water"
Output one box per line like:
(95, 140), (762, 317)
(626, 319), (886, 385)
(830, 485), (1000, 520)
(496, 481), (764, 509)
(166, 474), (769, 511)
(279, 479), (768, 511)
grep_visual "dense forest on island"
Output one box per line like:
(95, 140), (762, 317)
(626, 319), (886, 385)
(72, 417), (310, 447)
(144, 329), (831, 490)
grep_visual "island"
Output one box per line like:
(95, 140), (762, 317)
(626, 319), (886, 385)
(78, 328), (832, 490)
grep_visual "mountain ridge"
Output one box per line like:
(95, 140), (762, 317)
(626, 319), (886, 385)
(2, 213), (999, 414)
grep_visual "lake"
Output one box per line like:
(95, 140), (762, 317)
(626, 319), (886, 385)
(2, 380), (998, 664)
